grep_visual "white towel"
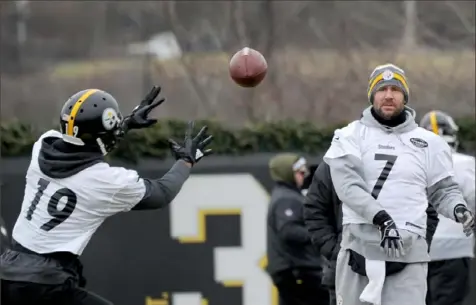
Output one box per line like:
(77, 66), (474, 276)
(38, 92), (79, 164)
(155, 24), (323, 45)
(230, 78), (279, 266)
(359, 259), (386, 305)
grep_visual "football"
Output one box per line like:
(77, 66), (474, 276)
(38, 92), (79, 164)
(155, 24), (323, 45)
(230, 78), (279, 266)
(229, 47), (267, 88)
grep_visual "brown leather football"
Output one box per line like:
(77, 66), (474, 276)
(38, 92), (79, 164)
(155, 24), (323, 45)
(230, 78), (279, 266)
(229, 47), (267, 88)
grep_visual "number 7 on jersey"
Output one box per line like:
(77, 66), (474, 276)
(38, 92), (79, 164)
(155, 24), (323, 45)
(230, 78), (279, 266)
(371, 153), (398, 199)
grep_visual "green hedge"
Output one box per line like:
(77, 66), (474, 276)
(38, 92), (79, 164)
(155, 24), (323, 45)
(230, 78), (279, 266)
(1, 118), (475, 161)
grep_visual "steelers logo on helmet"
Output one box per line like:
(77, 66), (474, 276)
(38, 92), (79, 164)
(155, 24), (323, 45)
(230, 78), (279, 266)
(382, 69), (394, 81)
(102, 108), (120, 130)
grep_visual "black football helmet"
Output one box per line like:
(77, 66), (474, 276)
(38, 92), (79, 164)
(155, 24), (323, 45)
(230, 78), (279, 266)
(420, 110), (459, 149)
(59, 89), (123, 155)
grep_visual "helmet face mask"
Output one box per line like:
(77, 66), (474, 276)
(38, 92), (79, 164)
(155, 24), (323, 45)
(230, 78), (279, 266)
(59, 89), (123, 155)
(420, 110), (459, 151)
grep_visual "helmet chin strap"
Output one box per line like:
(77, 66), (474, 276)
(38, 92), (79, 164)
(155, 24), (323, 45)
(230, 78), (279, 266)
(451, 141), (459, 153)
(96, 138), (108, 156)
(442, 135), (459, 152)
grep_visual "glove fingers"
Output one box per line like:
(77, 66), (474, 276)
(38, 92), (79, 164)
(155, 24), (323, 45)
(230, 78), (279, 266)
(461, 212), (473, 236)
(203, 149), (213, 156)
(384, 241), (390, 257)
(144, 86), (161, 104)
(463, 221), (474, 236)
(462, 211), (472, 225)
(388, 241), (394, 258)
(389, 242), (395, 258)
(143, 100), (165, 117)
(398, 240), (405, 257)
(140, 88), (156, 107)
(198, 135), (213, 148)
(148, 98), (165, 111)
(144, 119), (157, 127)
(167, 138), (180, 148)
(194, 125), (209, 142)
(392, 240), (399, 258)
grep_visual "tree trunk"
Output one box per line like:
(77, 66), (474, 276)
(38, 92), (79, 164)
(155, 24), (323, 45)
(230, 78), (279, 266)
(401, 0), (417, 50)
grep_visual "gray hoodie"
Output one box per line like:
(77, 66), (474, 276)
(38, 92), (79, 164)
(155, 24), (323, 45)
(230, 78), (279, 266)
(324, 106), (468, 263)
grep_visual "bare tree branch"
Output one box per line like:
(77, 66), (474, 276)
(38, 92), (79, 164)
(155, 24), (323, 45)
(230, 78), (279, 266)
(1, 1), (474, 127)
(166, 0), (214, 117)
(231, 0), (258, 123)
(233, 1), (249, 47)
(444, 1), (475, 35)
(401, 1), (418, 50)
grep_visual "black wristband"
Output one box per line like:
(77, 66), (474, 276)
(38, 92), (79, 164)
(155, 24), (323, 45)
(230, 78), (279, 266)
(119, 117), (131, 134)
(372, 210), (393, 227)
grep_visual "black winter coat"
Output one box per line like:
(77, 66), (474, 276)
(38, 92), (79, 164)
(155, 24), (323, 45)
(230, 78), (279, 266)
(266, 182), (322, 276)
(0, 216), (10, 254)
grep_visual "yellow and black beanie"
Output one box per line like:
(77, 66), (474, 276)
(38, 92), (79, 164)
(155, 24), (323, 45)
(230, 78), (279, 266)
(367, 63), (410, 104)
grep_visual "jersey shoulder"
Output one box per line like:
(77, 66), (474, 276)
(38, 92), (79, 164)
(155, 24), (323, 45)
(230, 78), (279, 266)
(31, 130), (142, 191)
(412, 127), (450, 151)
(36, 129), (62, 146)
(333, 120), (361, 140)
(325, 120), (362, 160)
(39, 129), (62, 140)
(107, 166), (142, 186)
(85, 165), (146, 208)
(31, 130), (62, 156)
(65, 163), (145, 208)
(79, 163), (142, 188)
(453, 152), (475, 169)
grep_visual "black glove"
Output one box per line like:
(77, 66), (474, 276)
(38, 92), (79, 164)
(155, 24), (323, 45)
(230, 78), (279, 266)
(373, 210), (405, 258)
(454, 204), (475, 237)
(121, 86), (165, 132)
(168, 121), (213, 166)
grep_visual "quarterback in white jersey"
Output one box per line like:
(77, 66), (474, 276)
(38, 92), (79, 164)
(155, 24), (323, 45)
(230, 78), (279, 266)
(0, 87), (213, 305)
(323, 63), (474, 305)
(421, 110), (475, 305)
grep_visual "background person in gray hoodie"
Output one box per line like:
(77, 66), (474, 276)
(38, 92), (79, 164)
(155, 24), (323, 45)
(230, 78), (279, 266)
(323, 63), (475, 305)
(420, 110), (475, 305)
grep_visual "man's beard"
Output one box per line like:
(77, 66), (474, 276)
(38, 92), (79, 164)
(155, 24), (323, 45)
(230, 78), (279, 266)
(375, 105), (404, 120)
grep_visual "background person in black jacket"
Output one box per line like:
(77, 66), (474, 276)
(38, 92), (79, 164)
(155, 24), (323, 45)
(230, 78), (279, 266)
(266, 153), (329, 305)
(0, 216), (9, 254)
(303, 160), (440, 305)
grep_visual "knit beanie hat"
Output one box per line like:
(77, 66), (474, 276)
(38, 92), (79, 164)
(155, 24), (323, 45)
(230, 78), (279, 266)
(367, 63), (410, 104)
(269, 153), (307, 184)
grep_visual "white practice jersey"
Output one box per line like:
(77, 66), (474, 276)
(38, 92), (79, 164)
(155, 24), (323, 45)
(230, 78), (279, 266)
(325, 120), (454, 236)
(12, 130), (147, 255)
(452, 152), (476, 212)
(430, 151), (475, 260)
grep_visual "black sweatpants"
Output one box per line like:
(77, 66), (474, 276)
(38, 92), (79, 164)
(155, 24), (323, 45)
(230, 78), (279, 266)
(426, 257), (471, 305)
(271, 269), (329, 305)
(1, 242), (112, 305)
(1, 279), (112, 305)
